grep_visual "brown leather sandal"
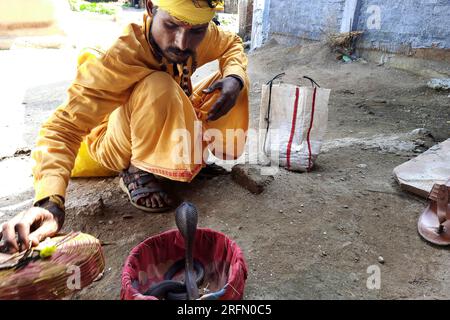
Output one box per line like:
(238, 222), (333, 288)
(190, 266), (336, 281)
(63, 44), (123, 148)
(418, 179), (450, 245)
(119, 169), (174, 213)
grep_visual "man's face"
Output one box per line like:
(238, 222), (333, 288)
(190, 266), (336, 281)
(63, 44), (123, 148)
(150, 8), (209, 64)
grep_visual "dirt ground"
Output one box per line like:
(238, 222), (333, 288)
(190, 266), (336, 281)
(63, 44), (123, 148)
(1, 17), (450, 299)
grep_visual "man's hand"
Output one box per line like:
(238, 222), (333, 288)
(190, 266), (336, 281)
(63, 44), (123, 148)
(203, 76), (243, 122)
(0, 206), (63, 253)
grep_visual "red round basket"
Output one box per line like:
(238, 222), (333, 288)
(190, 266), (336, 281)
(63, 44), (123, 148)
(121, 228), (248, 300)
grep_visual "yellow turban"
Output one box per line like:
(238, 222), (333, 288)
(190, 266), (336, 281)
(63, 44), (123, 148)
(152, 0), (224, 25)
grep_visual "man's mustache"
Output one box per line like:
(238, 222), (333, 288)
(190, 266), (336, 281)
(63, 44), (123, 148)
(166, 47), (194, 57)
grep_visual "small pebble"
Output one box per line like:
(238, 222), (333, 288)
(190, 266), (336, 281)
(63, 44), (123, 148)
(357, 164), (367, 169)
(298, 209), (302, 213)
(279, 209), (283, 213)
(341, 241), (351, 248)
(108, 220), (114, 225)
(378, 256), (385, 264)
(321, 251), (327, 257)
(343, 205), (349, 209)
(300, 204), (304, 207)
(323, 232), (327, 235)
(237, 226), (243, 230)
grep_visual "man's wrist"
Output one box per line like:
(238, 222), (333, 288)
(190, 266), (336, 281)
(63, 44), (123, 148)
(35, 195), (65, 230)
(36, 195), (65, 210)
(226, 75), (244, 91)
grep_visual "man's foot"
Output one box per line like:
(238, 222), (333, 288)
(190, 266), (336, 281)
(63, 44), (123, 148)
(119, 165), (174, 213)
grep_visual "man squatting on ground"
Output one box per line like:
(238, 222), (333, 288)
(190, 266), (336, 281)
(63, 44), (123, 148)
(0, 0), (249, 253)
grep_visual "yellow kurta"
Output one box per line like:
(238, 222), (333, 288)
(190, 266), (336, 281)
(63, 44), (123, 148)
(32, 15), (249, 203)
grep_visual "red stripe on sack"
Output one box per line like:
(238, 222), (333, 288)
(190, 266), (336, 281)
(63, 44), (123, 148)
(306, 87), (317, 171)
(286, 87), (300, 169)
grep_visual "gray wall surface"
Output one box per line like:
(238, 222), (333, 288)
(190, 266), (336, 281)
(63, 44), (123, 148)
(267, 0), (345, 44)
(253, 0), (450, 51)
(355, 0), (450, 51)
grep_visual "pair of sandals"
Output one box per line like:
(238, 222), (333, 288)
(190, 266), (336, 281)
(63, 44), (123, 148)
(119, 164), (229, 213)
(418, 179), (450, 245)
(120, 167), (450, 245)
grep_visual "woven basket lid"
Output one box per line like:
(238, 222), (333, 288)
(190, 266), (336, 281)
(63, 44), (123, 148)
(0, 232), (105, 300)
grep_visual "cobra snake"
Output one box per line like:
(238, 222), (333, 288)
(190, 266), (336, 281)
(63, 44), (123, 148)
(144, 202), (204, 300)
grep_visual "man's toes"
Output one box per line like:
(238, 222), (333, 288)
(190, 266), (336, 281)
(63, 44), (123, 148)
(145, 198), (152, 208)
(138, 195), (148, 206)
(136, 194), (148, 206)
(150, 196), (159, 208)
(153, 194), (165, 208)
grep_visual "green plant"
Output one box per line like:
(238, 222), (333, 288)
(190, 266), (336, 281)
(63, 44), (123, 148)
(85, 0), (118, 2)
(69, 0), (118, 15)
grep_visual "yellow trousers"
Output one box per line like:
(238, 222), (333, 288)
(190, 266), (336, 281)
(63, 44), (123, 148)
(72, 71), (249, 182)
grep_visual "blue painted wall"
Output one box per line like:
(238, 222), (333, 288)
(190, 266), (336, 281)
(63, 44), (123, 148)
(261, 0), (450, 50)
(267, 0), (346, 45)
(355, 0), (450, 51)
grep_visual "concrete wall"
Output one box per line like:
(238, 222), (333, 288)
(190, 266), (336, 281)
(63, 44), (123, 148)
(0, 0), (57, 27)
(224, 0), (239, 14)
(251, 0), (271, 49)
(0, 0), (69, 37)
(355, 0), (450, 52)
(266, 0), (346, 46)
(252, 0), (450, 54)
